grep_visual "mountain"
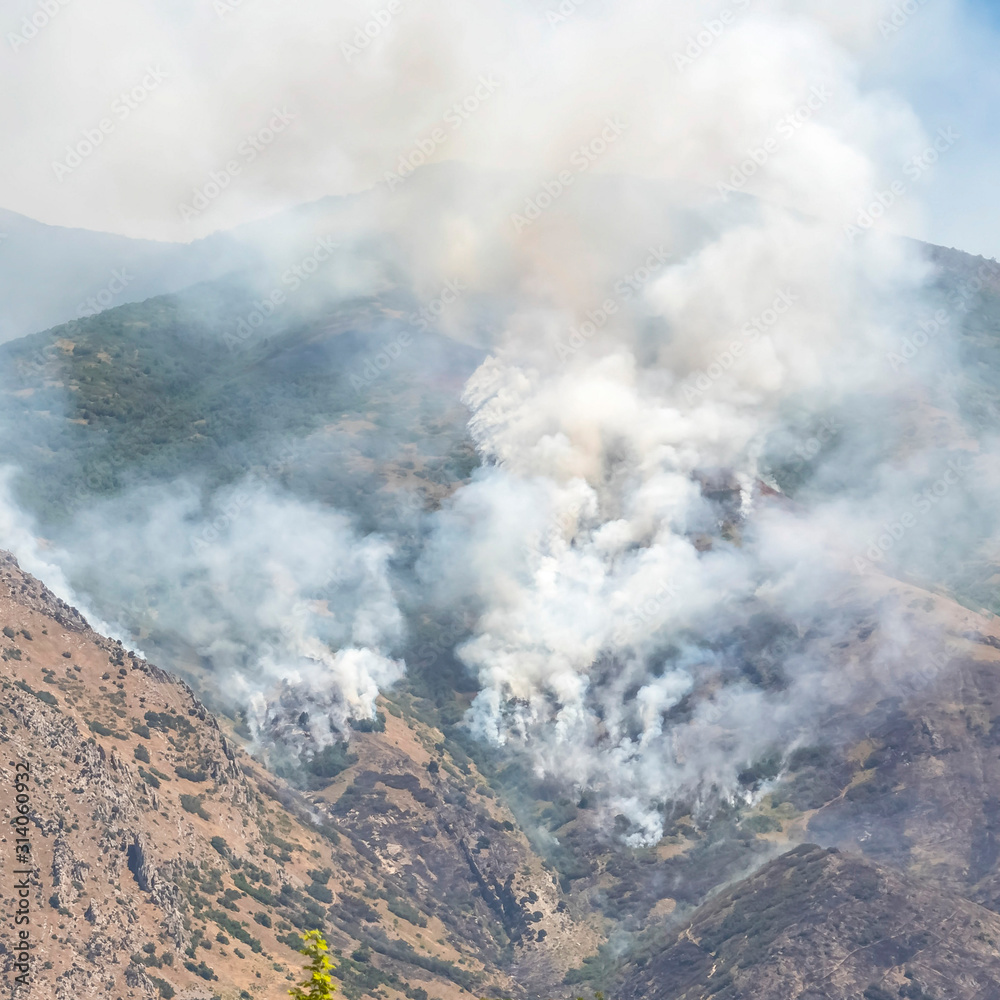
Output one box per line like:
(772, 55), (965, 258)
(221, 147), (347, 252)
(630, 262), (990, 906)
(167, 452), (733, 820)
(4, 190), (1000, 1000)
(0, 163), (737, 349)
(0, 272), (482, 527)
(11, 549), (1000, 999)
(0, 208), (261, 345)
(621, 844), (1000, 1000)
(0, 549), (602, 999)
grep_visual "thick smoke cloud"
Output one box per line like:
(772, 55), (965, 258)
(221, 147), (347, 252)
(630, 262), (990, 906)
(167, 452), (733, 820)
(1, 0), (986, 244)
(406, 11), (985, 842)
(1, 0), (996, 840)
(0, 469), (405, 746)
(82, 482), (404, 733)
(0, 467), (126, 643)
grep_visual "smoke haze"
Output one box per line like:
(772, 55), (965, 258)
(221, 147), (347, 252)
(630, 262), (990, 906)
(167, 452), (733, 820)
(2, 0), (999, 841)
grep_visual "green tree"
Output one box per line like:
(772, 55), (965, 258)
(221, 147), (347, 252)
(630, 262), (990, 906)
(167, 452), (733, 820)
(289, 930), (337, 1000)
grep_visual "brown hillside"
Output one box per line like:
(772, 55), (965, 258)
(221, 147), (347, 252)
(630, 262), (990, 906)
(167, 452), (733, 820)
(621, 844), (1000, 1000)
(0, 551), (597, 1000)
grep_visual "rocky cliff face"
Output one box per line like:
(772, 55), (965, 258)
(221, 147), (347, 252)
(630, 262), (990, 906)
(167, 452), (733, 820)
(0, 551), (598, 1000)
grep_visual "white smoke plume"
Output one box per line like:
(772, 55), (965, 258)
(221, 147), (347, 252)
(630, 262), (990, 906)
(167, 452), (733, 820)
(2, 0), (995, 833)
(6, 475), (406, 747)
(0, 467), (128, 644)
(408, 8), (981, 842)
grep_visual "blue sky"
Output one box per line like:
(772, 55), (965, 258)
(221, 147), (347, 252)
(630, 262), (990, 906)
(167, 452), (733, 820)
(869, 0), (1000, 258)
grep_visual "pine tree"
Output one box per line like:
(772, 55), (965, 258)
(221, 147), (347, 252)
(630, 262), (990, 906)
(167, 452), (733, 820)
(288, 930), (337, 1000)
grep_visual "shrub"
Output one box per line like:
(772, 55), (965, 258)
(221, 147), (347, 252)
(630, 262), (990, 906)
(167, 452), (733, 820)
(863, 987), (896, 1000)
(233, 872), (273, 905)
(218, 888), (241, 911)
(139, 768), (160, 789)
(182, 959), (216, 981)
(134, 744), (150, 763)
(144, 710), (194, 734)
(387, 899), (426, 927)
(349, 712), (386, 733)
(180, 794), (210, 820)
(278, 932), (305, 952)
(148, 975), (175, 999)
(737, 755), (782, 790)
(306, 882), (334, 904)
(307, 742), (358, 780)
(743, 814), (782, 834)
(338, 894), (379, 924)
(15, 680), (57, 707)
(263, 831), (298, 853)
(175, 765), (208, 782)
(788, 745), (831, 770)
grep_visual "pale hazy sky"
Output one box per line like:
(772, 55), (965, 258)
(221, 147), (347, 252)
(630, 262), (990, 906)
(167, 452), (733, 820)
(0, 0), (997, 256)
